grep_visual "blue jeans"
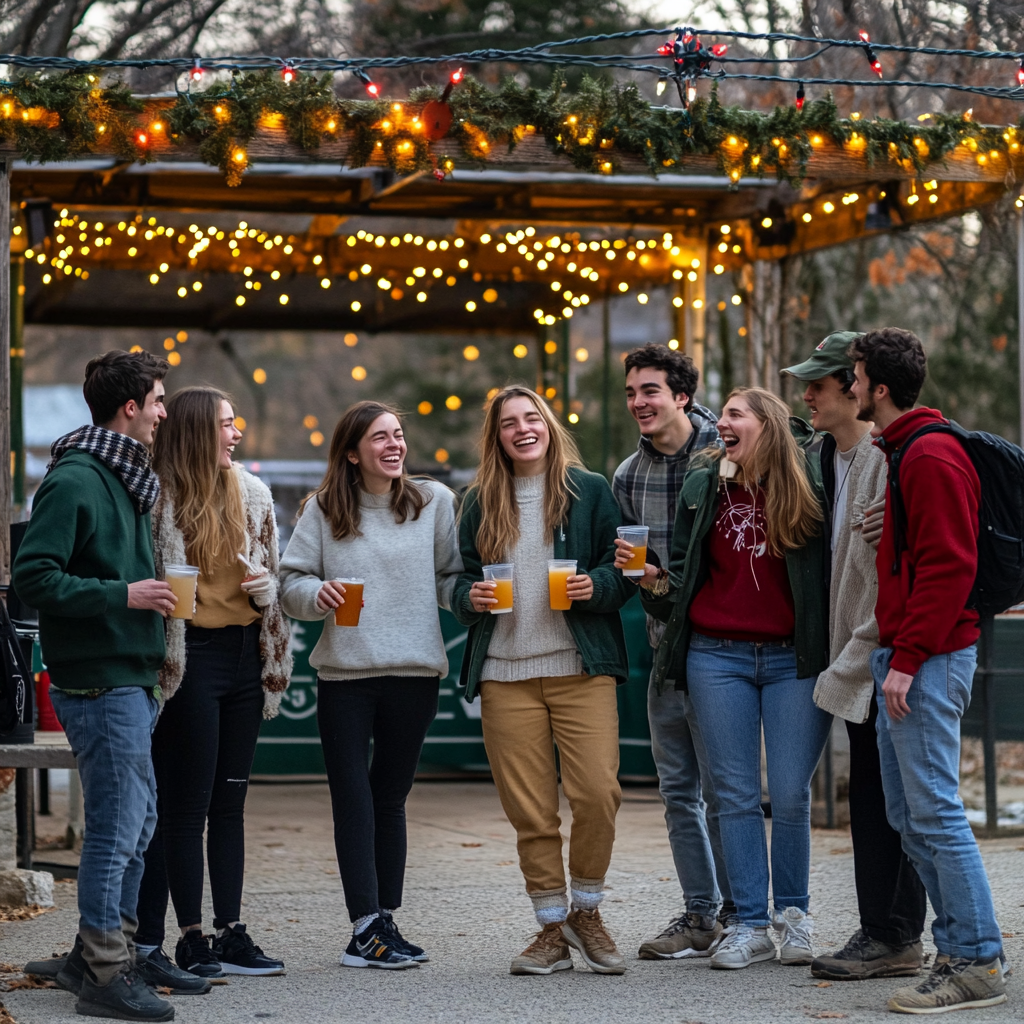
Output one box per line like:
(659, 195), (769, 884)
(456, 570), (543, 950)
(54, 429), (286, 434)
(50, 686), (159, 981)
(648, 673), (730, 915)
(686, 634), (832, 927)
(872, 646), (1003, 961)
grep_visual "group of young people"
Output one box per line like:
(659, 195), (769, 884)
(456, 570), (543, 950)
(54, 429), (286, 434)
(12, 325), (1009, 1020)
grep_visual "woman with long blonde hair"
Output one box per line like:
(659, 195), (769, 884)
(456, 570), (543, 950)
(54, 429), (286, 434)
(452, 386), (633, 976)
(134, 386), (292, 984)
(279, 401), (462, 970)
(643, 386), (831, 971)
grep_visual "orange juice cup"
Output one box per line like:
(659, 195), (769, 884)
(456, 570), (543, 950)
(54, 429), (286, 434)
(483, 563), (514, 614)
(548, 559), (576, 611)
(334, 578), (365, 627)
(617, 526), (650, 577)
(165, 564), (200, 620)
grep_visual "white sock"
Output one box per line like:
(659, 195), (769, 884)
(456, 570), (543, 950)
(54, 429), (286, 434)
(353, 913), (378, 936)
(535, 905), (568, 927)
(570, 889), (604, 912)
(135, 943), (158, 958)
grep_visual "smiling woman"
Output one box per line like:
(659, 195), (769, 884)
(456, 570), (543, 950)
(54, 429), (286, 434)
(279, 400), (462, 969)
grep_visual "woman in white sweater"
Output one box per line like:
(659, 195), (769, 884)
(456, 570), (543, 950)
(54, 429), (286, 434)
(279, 400), (461, 970)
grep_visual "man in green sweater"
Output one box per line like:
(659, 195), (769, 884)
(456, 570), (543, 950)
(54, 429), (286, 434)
(13, 350), (178, 1022)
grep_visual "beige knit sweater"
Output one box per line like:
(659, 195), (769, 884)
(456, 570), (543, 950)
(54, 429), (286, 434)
(813, 430), (888, 724)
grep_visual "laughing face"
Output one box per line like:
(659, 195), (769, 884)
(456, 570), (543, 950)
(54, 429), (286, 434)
(625, 366), (688, 438)
(348, 411), (407, 490)
(498, 394), (550, 474)
(717, 393), (764, 468)
(218, 399), (242, 470)
(802, 375), (853, 434)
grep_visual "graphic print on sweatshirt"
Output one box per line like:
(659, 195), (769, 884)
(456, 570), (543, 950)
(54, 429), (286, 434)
(718, 486), (768, 590)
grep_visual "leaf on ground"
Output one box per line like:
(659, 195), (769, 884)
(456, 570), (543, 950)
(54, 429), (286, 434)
(497, 860), (514, 866)
(658, 877), (671, 881)
(1001, 932), (1015, 938)
(208, 977), (230, 985)
(461, 842), (482, 848)
(1, 976), (58, 990)
(0, 905), (55, 923)
(810, 1013), (847, 1019)
(829, 847), (852, 855)
(287, 919), (299, 923)
(815, 981), (833, 987)
(0, 1002), (16, 1024)
(157, 986), (173, 994)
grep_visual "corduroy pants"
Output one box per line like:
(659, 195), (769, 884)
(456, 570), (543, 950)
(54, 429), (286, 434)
(480, 673), (620, 899)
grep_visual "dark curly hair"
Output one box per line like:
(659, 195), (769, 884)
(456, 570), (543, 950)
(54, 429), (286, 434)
(848, 328), (926, 410)
(623, 344), (699, 409)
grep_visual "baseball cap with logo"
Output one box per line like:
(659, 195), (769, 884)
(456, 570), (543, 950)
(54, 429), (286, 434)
(781, 331), (865, 381)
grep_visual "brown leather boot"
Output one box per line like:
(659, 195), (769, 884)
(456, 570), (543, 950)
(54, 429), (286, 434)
(562, 909), (626, 975)
(510, 922), (573, 975)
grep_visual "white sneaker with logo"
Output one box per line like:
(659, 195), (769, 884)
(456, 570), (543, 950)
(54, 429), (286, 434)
(710, 923), (778, 970)
(771, 906), (815, 966)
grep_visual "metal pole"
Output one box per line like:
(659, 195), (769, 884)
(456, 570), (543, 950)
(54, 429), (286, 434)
(1018, 206), (1024, 445)
(601, 288), (611, 478)
(10, 250), (24, 508)
(980, 616), (998, 837)
(0, 162), (12, 585)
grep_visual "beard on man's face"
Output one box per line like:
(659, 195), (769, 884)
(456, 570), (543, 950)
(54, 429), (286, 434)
(855, 392), (875, 423)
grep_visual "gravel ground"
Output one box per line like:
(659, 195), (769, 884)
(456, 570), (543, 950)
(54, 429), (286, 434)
(1, 781), (1020, 1024)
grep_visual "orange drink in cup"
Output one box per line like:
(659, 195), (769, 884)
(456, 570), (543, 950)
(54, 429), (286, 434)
(617, 526), (649, 577)
(483, 563), (514, 614)
(334, 578), (365, 626)
(165, 564), (200, 620)
(548, 559), (577, 611)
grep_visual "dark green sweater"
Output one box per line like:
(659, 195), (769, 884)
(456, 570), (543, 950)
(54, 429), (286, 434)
(13, 450), (166, 690)
(452, 466), (635, 701)
(642, 420), (829, 691)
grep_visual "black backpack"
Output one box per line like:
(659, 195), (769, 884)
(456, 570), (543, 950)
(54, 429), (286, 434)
(889, 420), (1024, 619)
(0, 598), (28, 737)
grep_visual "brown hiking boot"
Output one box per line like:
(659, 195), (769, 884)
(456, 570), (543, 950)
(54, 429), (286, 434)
(811, 929), (922, 980)
(510, 923), (573, 975)
(562, 909), (626, 975)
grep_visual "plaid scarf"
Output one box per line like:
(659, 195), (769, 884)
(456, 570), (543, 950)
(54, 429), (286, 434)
(48, 425), (160, 515)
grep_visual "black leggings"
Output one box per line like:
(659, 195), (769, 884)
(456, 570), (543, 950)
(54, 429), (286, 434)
(136, 623), (265, 944)
(317, 676), (439, 922)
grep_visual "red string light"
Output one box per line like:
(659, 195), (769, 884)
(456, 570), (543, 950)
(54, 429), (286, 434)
(859, 31), (882, 77)
(795, 81), (805, 110)
(190, 57), (203, 82)
(1017, 59), (1024, 87)
(281, 66), (295, 84)
(354, 70), (380, 97)
(441, 67), (464, 102)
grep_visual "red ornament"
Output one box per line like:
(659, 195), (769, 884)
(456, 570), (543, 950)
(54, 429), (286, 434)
(711, 44), (728, 57)
(433, 168), (446, 181)
(422, 100), (453, 141)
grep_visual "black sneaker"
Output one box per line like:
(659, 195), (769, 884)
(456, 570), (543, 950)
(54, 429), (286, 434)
(380, 910), (429, 963)
(174, 930), (224, 978)
(55, 935), (86, 996)
(137, 947), (212, 994)
(212, 924), (285, 976)
(25, 949), (70, 979)
(77, 963), (174, 1022)
(341, 919), (419, 970)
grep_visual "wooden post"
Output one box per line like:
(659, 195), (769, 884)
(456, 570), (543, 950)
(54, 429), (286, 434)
(0, 161), (11, 585)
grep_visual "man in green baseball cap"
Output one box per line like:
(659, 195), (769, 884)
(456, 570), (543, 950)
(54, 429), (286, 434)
(780, 335), (927, 982)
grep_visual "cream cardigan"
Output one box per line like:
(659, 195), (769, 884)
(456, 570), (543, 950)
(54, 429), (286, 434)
(152, 466), (292, 718)
(813, 430), (888, 724)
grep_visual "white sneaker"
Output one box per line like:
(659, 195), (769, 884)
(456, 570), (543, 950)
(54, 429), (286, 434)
(710, 923), (777, 970)
(771, 906), (815, 966)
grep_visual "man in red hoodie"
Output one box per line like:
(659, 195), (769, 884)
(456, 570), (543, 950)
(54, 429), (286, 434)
(848, 328), (1006, 1015)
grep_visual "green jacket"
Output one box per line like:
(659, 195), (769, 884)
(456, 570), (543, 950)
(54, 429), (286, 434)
(12, 450), (166, 690)
(642, 418), (829, 691)
(452, 466), (634, 701)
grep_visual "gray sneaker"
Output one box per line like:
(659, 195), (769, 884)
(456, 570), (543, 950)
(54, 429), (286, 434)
(638, 912), (723, 960)
(812, 929), (923, 980)
(771, 907), (815, 966)
(710, 923), (777, 970)
(888, 957), (1007, 1014)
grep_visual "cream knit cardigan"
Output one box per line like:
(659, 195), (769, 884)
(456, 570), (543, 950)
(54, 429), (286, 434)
(152, 466), (292, 718)
(813, 431), (888, 724)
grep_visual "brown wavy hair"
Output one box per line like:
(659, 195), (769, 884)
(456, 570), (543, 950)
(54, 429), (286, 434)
(470, 385), (584, 565)
(302, 400), (429, 540)
(706, 386), (822, 556)
(152, 387), (247, 575)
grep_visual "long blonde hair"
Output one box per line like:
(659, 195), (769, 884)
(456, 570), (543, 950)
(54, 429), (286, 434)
(711, 386), (822, 556)
(153, 387), (247, 575)
(471, 386), (584, 565)
(302, 401), (429, 541)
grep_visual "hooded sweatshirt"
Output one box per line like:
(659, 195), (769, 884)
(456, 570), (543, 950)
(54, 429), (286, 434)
(613, 403), (720, 647)
(874, 407), (980, 676)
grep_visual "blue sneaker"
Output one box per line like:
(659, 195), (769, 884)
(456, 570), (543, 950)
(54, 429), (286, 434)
(380, 911), (429, 963)
(341, 919), (418, 970)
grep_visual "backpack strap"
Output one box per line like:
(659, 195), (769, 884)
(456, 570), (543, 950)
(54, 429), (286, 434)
(888, 421), (952, 575)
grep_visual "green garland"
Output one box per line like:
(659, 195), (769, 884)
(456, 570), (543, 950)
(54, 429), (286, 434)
(0, 69), (1018, 186)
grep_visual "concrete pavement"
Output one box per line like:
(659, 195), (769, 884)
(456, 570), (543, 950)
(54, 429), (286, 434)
(2, 781), (1020, 1024)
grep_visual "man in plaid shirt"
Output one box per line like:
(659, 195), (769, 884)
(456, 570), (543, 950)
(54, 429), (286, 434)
(612, 344), (731, 960)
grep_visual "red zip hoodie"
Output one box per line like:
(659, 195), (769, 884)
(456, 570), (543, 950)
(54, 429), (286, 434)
(875, 407), (980, 676)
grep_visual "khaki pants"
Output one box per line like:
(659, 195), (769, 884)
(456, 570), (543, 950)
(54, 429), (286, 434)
(480, 674), (621, 899)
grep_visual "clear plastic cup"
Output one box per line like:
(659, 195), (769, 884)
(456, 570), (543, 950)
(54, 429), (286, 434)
(483, 563), (514, 614)
(334, 578), (365, 626)
(548, 559), (577, 610)
(164, 564), (200, 620)
(617, 525), (650, 577)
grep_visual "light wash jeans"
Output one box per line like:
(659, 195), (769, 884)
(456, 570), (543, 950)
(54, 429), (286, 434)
(686, 634), (832, 927)
(872, 646), (1003, 962)
(648, 672), (730, 915)
(50, 686), (159, 981)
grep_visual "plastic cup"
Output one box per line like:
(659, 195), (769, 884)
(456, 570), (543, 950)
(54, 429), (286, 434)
(617, 526), (650, 577)
(164, 564), (199, 620)
(548, 559), (577, 611)
(483, 563), (514, 614)
(334, 578), (365, 627)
